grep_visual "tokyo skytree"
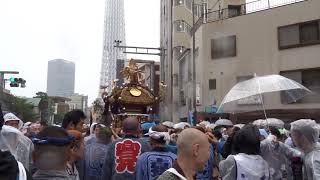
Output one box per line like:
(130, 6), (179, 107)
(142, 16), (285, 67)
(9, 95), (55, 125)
(100, 0), (126, 92)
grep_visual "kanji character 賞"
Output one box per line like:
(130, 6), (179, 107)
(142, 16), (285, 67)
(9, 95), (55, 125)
(115, 139), (142, 173)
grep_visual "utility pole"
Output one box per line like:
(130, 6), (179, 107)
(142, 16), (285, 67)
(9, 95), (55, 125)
(192, 0), (198, 124)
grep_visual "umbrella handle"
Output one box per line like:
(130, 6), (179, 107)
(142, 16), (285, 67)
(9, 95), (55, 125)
(256, 77), (268, 125)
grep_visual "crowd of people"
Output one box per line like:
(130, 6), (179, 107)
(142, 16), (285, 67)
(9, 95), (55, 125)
(1, 105), (320, 180)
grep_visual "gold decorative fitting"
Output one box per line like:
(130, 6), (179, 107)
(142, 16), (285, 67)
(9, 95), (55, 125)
(130, 88), (142, 97)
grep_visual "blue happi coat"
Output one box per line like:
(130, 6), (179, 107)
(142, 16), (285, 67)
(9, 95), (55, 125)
(135, 148), (177, 180)
(196, 144), (215, 180)
(84, 142), (110, 180)
(102, 135), (151, 180)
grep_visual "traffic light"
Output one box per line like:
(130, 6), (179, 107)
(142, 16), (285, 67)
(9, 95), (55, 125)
(20, 79), (26, 88)
(9, 77), (19, 87)
(9, 77), (26, 88)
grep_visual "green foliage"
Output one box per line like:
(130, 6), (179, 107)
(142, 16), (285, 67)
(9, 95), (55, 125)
(93, 99), (103, 112)
(6, 96), (39, 122)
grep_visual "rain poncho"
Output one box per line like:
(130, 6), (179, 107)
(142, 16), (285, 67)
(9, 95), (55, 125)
(219, 154), (271, 180)
(260, 138), (301, 180)
(303, 143), (320, 180)
(291, 119), (320, 180)
(0, 125), (33, 171)
(3, 113), (23, 130)
(285, 137), (294, 148)
(291, 119), (319, 144)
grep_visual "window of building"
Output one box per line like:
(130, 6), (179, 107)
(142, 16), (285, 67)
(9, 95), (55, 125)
(300, 21), (319, 44)
(228, 5), (241, 17)
(174, 20), (192, 35)
(185, 0), (192, 11)
(280, 69), (320, 103)
(209, 79), (216, 90)
(174, 0), (184, 6)
(211, 35), (237, 59)
(193, 4), (201, 17)
(174, 0), (192, 11)
(174, 46), (185, 57)
(175, 20), (184, 32)
(180, 90), (186, 106)
(278, 19), (320, 49)
(173, 74), (178, 87)
(278, 25), (300, 47)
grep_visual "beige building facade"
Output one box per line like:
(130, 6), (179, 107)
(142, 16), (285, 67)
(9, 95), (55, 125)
(161, 0), (320, 122)
(68, 93), (88, 113)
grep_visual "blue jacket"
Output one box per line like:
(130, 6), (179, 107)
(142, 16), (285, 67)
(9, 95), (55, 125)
(135, 148), (177, 180)
(165, 144), (177, 154)
(84, 142), (110, 180)
(196, 144), (215, 180)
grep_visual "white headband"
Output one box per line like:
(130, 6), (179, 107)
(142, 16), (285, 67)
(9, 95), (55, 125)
(145, 127), (170, 143)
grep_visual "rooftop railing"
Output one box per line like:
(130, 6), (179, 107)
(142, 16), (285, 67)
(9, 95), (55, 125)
(191, 0), (305, 34)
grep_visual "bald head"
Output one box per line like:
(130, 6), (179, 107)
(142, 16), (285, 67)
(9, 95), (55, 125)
(122, 117), (140, 134)
(176, 128), (210, 172)
(177, 128), (208, 155)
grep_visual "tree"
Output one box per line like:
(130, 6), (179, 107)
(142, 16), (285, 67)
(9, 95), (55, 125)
(6, 96), (39, 122)
(34, 92), (54, 124)
(92, 99), (103, 112)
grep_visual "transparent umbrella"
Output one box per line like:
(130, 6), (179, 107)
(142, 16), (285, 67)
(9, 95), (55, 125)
(265, 118), (284, 128)
(218, 74), (311, 119)
(215, 119), (233, 127)
(234, 123), (245, 129)
(253, 119), (268, 128)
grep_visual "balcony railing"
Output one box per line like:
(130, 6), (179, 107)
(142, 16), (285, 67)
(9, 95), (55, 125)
(191, 0), (305, 34)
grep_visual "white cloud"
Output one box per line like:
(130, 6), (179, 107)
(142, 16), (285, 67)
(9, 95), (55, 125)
(0, 0), (160, 104)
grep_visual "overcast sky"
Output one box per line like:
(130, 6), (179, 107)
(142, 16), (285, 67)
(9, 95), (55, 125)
(0, 0), (160, 104)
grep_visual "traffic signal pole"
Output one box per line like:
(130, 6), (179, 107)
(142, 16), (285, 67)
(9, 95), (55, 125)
(0, 71), (19, 101)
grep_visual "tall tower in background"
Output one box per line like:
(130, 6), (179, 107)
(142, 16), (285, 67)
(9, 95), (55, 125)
(100, 0), (126, 92)
(47, 59), (75, 97)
